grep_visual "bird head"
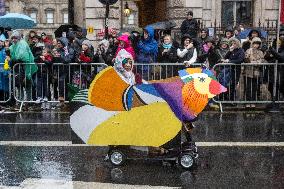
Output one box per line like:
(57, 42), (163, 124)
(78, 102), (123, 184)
(179, 68), (227, 99)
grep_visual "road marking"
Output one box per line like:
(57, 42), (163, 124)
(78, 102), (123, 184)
(1, 141), (284, 147)
(196, 142), (284, 147)
(0, 123), (70, 125)
(1, 178), (179, 189)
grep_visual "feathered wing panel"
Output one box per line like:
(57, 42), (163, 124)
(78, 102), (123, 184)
(87, 102), (181, 147)
(88, 67), (129, 111)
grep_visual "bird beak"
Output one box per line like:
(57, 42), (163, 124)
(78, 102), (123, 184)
(209, 79), (227, 96)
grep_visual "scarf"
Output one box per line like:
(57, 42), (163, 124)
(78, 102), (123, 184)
(162, 43), (172, 49)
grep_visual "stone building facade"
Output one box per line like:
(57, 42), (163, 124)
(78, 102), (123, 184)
(5, 0), (68, 35)
(4, 0), (279, 39)
(80, 0), (280, 41)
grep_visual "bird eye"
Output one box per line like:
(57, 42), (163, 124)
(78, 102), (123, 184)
(199, 77), (206, 82)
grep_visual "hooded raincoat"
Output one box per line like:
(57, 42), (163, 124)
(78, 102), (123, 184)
(137, 26), (158, 63)
(9, 39), (38, 80)
(114, 49), (135, 85)
(115, 35), (136, 60)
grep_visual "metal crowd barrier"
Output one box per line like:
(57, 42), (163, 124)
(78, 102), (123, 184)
(12, 63), (108, 111)
(212, 62), (284, 104)
(2, 62), (284, 112)
(0, 63), (12, 104)
(133, 63), (202, 81)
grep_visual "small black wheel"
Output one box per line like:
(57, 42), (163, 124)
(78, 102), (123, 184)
(179, 153), (194, 170)
(109, 149), (126, 166)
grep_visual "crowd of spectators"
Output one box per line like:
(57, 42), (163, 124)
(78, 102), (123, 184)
(0, 10), (284, 111)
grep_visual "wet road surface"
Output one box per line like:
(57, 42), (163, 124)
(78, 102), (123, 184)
(0, 111), (284, 188)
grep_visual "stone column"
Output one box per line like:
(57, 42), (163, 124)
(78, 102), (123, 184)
(85, 0), (120, 42)
(167, 0), (186, 30)
(74, 0), (85, 27)
(215, 0), (222, 26)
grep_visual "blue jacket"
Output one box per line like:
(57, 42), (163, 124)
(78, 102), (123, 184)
(0, 47), (9, 92)
(137, 26), (158, 63)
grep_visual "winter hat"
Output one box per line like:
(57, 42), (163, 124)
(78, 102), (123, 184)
(99, 39), (110, 48)
(251, 37), (262, 45)
(206, 37), (215, 43)
(11, 30), (21, 39)
(225, 26), (234, 33)
(220, 38), (230, 46)
(82, 40), (93, 48)
(229, 37), (241, 48)
(187, 11), (193, 17)
(118, 35), (130, 42)
(182, 34), (192, 42)
(57, 37), (69, 47)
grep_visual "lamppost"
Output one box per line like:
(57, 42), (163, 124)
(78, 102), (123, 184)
(99, 0), (119, 39)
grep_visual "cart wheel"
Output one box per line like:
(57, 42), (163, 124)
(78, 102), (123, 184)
(179, 153), (194, 170)
(109, 149), (126, 166)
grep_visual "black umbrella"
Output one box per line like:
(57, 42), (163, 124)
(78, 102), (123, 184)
(54, 24), (81, 38)
(147, 21), (177, 30)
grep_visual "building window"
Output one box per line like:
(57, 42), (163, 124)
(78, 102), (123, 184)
(221, 0), (252, 27)
(63, 12), (68, 24)
(128, 13), (135, 25)
(46, 10), (54, 24)
(30, 12), (37, 23)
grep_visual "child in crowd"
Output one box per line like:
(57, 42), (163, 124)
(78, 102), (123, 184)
(244, 37), (264, 108)
(36, 48), (53, 109)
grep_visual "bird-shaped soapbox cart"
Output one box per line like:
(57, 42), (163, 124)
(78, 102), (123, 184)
(70, 65), (226, 169)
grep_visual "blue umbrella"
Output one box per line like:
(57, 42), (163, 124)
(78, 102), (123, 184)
(239, 28), (268, 39)
(0, 13), (36, 29)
